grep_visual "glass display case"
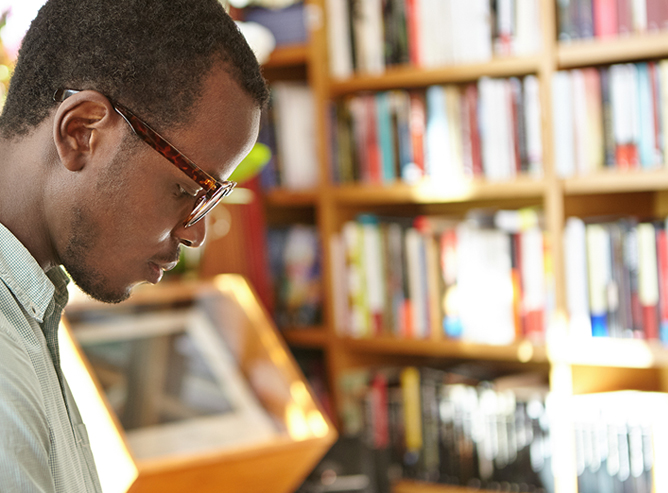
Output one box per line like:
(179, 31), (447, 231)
(60, 274), (336, 493)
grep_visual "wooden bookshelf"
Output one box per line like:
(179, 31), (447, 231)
(264, 44), (309, 68)
(393, 481), (484, 493)
(263, 187), (320, 207)
(281, 327), (329, 348)
(558, 31), (668, 69)
(249, 1), (668, 492)
(549, 337), (668, 369)
(329, 56), (542, 96)
(562, 169), (668, 194)
(341, 336), (548, 364)
(332, 177), (546, 205)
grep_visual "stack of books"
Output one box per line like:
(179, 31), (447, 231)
(330, 76), (543, 185)
(553, 61), (668, 177)
(571, 391), (666, 493)
(267, 225), (322, 329)
(338, 367), (553, 491)
(557, 0), (668, 42)
(326, 0), (543, 79)
(331, 209), (552, 343)
(564, 216), (668, 341)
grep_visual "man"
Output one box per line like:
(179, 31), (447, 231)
(0, 0), (268, 491)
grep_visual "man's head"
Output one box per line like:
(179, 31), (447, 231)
(0, 0), (268, 303)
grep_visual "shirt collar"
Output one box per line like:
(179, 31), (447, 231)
(0, 222), (69, 323)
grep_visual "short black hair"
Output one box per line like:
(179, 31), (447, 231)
(0, 0), (268, 138)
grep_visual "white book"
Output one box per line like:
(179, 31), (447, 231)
(552, 71), (575, 177)
(564, 217), (592, 338)
(571, 69), (590, 174)
(405, 228), (428, 338)
(585, 224), (611, 326)
(637, 222), (659, 310)
(523, 75), (543, 176)
(478, 0), (494, 62)
(521, 227), (545, 314)
(495, 0), (515, 56)
(425, 85), (451, 182)
(457, 222), (515, 345)
(514, 0), (542, 56)
(661, 61), (668, 168)
(325, 0), (353, 79)
(362, 0), (385, 74)
(631, 0), (648, 33)
(478, 77), (496, 179)
(271, 82), (319, 189)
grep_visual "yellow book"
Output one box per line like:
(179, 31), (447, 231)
(401, 367), (422, 453)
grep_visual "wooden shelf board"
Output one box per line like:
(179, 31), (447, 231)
(330, 56), (542, 96)
(558, 32), (668, 68)
(332, 177), (546, 205)
(263, 188), (319, 206)
(281, 327), (329, 348)
(548, 337), (668, 368)
(394, 481), (481, 493)
(562, 169), (668, 194)
(340, 336), (548, 364)
(263, 44), (309, 68)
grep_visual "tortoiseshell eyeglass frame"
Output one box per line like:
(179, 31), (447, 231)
(53, 88), (236, 228)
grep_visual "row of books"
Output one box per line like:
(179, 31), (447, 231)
(330, 76), (543, 186)
(553, 61), (668, 177)
(326, 0), (542, 79)
(572, 391), (664, 493)
(338, 367), (553, 491)
(259, 82), (319, 191)
(330, 209), (553, 343)
(557, 0), (668, 42)
(266, 225), (322, 329)
(564, 216), (668, 341)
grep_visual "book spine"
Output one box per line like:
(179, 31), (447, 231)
(637, 222), (660, 339)
(593, 0), (619, 37)
(586, 224), (611, 337)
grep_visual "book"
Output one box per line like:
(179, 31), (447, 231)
(593, 0), (619, 37)
(271, 82), (319, 189)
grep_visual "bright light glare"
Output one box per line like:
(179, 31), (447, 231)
(0, 0), (46, 60)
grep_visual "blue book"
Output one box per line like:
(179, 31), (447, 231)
(636, 63), (657, 168)
(425, 85), (450, 182)
(375, 92), (396, 183)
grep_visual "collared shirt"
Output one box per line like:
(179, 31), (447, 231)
(0, 222), (102, 493)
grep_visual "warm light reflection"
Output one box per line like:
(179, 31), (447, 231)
(285, 402), (310, 441)
(290, 381), (310, 405)
(306, 410), (329, 438)
(58, 324), (138, 493)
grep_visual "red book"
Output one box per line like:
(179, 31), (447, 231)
(408, 92), (426, 177)
(405, 0), (420, 66)
(647, 0), (662, 31)
(464, 84), (483, 177)
(364, 95), (382, 184)
(370, 372), (389, 449)
(656, 227), (668, 340)
(617, 0), (633, 35)
(594, 0), (619, 37)
(509, 79), (523, 174)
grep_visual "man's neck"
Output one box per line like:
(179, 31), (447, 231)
(0, 122), (60, 271)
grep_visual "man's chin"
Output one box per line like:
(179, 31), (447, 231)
(69, 275), (134, 305)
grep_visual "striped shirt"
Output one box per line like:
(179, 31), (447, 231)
(0, 222), (102, 492)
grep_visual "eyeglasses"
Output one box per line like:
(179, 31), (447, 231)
(53, 88), (236, 228)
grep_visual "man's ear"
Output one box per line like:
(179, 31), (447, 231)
(53, 91), (120, 172)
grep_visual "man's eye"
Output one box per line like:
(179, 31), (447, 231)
(175, 184), (195, 198)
